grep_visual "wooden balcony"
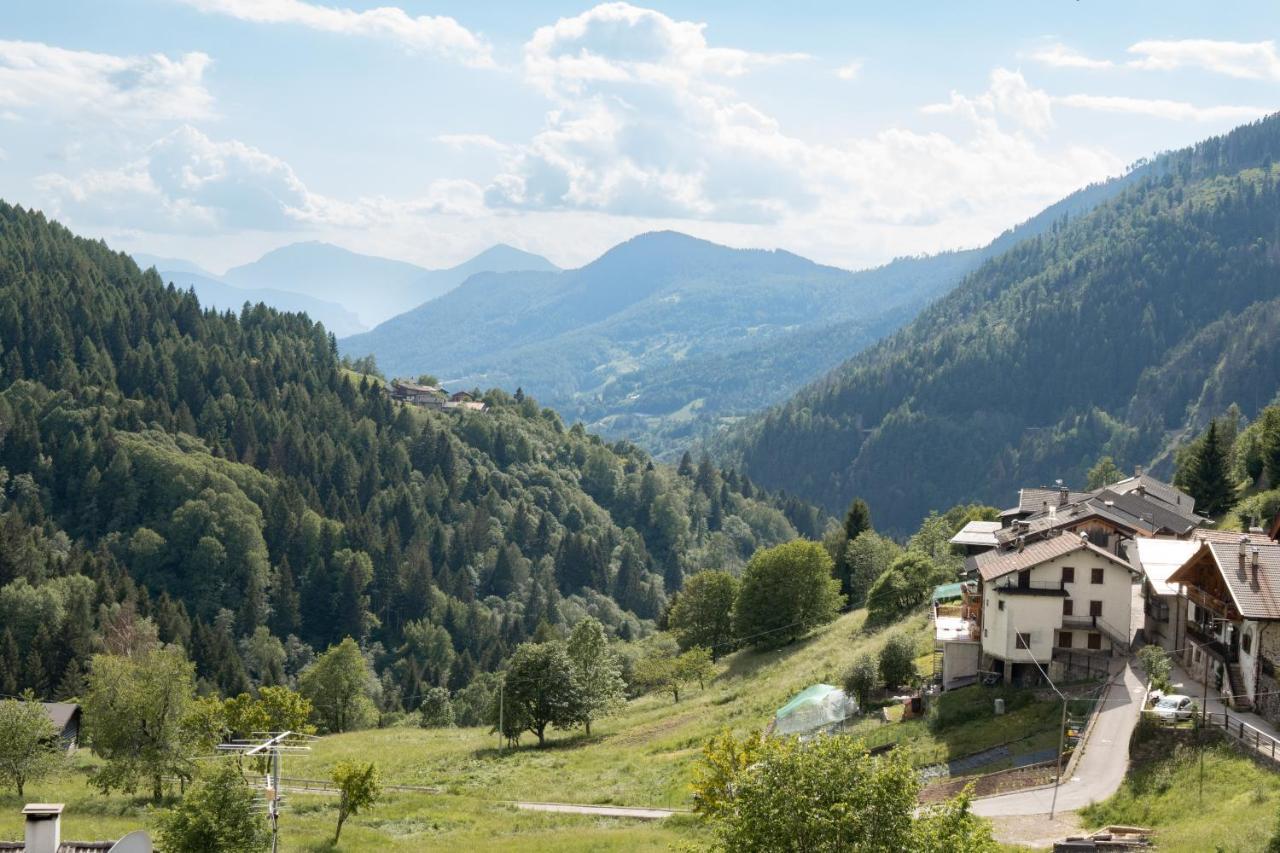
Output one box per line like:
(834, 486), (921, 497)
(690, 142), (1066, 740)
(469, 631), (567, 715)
(1184, 586), (1238, 621)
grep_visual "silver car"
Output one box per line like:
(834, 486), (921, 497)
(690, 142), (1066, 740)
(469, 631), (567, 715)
(1151, 693), (1194, 721)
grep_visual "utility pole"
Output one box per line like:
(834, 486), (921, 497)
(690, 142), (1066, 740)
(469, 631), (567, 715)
(498, 681), (504, 753)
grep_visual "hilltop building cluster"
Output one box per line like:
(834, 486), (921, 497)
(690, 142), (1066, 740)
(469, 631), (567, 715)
(937, 468), (1280, 727)
(390, 379), (487, 413)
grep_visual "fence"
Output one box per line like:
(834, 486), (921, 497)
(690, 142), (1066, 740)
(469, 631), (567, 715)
(1202, 711), (1280, 767)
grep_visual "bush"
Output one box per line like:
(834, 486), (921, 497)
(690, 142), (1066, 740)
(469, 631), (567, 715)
(1137, 645), (1173, 693)
(418, 687), (454, 728)
(879, 634), (918, 691)
(844, 653), (879, 706)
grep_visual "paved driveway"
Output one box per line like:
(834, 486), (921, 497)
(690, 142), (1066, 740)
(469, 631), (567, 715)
(972, 661), (1146, 817)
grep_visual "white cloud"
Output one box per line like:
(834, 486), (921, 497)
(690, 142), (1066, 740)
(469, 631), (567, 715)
(1028, 43), (1113, 70)
(36, 126), (487, 233)
(835, 61), (863, 81)
(176, 0), (494, 68)
(481, 5), (1117, 252)
(922, 68), (1054, 134)
(0, 40), (213, 123)
(1128, 39), (1280, 80)
(436, 133), (510, 152)
(1056, 94), (1269, 123)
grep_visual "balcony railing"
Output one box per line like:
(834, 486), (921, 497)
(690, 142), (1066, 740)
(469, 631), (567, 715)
(1186, 623), (1235, 663)
(990, 579), (1068, 596)
(1185, 586), (1235, 621)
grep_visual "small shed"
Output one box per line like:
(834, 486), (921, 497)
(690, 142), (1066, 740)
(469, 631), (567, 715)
(41, 703), (81, 751)
(773, 684), (857, 737)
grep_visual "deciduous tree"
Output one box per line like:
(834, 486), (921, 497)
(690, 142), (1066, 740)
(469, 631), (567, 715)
(566, 618), (625, 736)
(299, 637), (375, 734)
(0, 690), (62, 796)
(502, 642), (582, 746)
(734, 541), (843, 649)
(331, 760), (380, 845)
(82, 645), (199, 802)
(666, 570), (738, 658)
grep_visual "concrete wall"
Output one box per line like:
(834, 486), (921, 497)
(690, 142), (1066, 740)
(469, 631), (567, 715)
(942, 640), (980, 689)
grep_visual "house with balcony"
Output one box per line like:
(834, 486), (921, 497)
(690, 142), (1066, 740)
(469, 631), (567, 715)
(1166, 534), (1280, 718)
(969, 531), (1139, 685)
(1129, 537), (1195, 653)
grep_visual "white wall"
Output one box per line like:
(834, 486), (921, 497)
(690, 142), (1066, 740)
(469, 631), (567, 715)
(982, 547), (1134, 662)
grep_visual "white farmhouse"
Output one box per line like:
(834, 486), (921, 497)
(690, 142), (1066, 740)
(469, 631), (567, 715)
(970, 532), (1138, 685)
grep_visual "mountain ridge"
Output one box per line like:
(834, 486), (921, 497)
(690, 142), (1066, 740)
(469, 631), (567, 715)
(715, 113), (1280, 533)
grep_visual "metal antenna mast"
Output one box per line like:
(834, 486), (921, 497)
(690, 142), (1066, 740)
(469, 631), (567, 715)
(217, 731), (317, 853)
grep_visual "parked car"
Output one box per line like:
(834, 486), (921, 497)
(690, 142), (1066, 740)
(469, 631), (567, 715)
(1151, 693), (1195, 721)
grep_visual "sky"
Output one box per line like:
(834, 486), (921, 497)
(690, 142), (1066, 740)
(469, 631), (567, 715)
(2, 1), (1279, 274)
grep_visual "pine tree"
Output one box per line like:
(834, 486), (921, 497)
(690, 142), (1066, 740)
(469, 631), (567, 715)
(1185, 420), (1235, 518)
(842, 498), (872, 542)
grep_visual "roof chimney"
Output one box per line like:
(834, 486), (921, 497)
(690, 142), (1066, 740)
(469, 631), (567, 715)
(23, 804), (63, 853)
(1135, 464), (1144, 477)
(1059, 485), (1070, 506)
(1253, 546), (1262, 581)
(1240, 536), (1250, 572)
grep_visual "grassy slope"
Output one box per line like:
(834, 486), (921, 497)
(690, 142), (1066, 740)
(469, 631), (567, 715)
(0, 609), (1062, 851)
(1081, 725), (1280, 852)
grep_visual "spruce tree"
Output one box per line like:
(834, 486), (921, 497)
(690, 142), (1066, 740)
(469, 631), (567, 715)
(1186, 420), (1234, 517)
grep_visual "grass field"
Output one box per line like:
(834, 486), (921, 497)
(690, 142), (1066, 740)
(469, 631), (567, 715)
(1081, 722), (1280, 852)
(0, 608), (1066, 851)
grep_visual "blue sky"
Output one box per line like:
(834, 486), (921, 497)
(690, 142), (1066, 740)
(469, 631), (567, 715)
(3, 1), (1278, 273)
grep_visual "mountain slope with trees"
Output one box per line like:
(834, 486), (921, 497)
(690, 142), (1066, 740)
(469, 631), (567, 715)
(342, 232), (983, 457)
(717, 113), (1280, 533)
(0, 200), (821, 708)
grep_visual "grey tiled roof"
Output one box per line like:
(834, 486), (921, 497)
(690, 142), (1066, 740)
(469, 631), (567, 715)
(1108, 473), (1196, 515)
(1205, 541), (1280, 621)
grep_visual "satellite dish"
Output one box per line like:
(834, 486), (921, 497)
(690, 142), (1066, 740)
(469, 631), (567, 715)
(108, 830), (152, 853)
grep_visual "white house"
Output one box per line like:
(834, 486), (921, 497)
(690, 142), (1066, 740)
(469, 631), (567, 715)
(971, 532), (1139, 685)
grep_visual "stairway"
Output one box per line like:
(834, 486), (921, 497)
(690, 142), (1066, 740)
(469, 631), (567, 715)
(1228, 664), (1253, 710)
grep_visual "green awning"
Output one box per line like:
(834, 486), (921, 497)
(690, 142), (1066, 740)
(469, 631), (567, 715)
(932, 582), (965, 602)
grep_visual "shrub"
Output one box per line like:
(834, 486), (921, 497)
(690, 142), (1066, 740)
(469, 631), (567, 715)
(879, 634), (918, 691)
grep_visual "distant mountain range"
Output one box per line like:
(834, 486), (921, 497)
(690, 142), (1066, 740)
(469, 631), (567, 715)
(715, 113), (1280, 533)
(135, 241), (558, 335)
(337, 154), (1156, 458)
(338, 232), (982, 455)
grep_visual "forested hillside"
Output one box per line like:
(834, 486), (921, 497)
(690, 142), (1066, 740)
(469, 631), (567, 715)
(0, 202), (823, 703)
(342, 232), (979, 457)
(719, 113), (1280, 533)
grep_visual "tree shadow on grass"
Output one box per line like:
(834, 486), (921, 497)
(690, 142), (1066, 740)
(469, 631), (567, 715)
(471, 730), (605, 760)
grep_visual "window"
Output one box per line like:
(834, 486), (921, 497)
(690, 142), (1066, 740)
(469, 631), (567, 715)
(1061, 566), (1075, 583)
(1090, 600), (1103, 618)
(1091, 568), (1104, 585)
(998, 600), (1005, 611)
(1017, 569), (1031, 589)
(1063, 599), (1074, 616)
(1016, 632), (1032, 650)
(1059, 631), (1073, 648)
(1244, 630), (1254, 655)
(983, 628), (988, 637)
(1087, 633), (1102, 650)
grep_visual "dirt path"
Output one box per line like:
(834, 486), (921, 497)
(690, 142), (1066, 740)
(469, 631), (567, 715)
(987, 812), (1084, 849)
(512, 802), (680, 819)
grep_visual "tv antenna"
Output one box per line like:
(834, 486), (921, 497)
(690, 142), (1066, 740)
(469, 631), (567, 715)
(217, 731), (318, 853)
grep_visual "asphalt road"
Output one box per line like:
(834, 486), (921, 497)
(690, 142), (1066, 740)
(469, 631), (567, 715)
(972, 661), (1146, 818)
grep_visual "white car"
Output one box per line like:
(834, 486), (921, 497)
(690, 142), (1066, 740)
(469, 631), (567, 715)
(1151, 693), (1194, 721)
